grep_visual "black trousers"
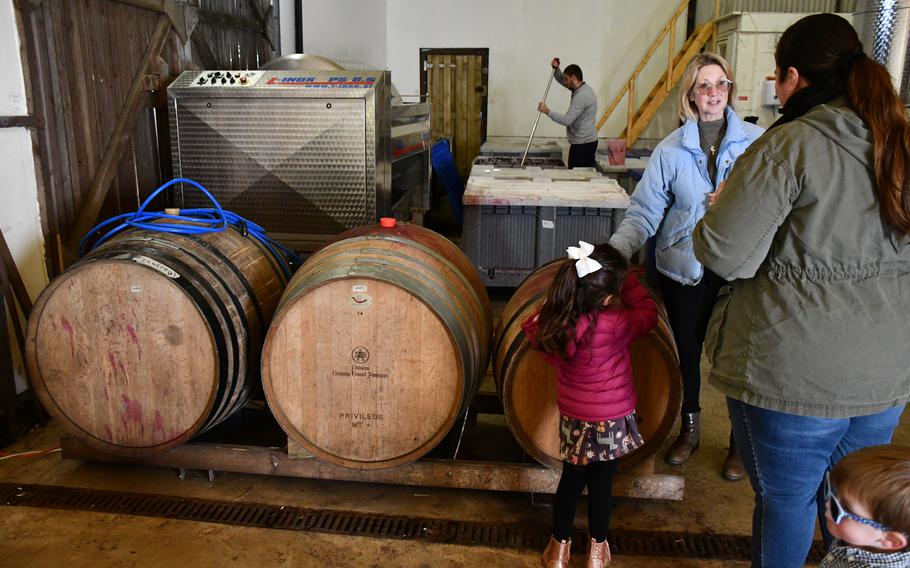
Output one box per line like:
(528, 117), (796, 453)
(552, 460), (619, 542)
(657, 269), (725, 414)
(568, 141), (598, 168)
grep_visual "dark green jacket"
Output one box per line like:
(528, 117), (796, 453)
(693, 99), (910, 417)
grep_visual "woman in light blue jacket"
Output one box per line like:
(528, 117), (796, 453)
(608, 53), (763, 479)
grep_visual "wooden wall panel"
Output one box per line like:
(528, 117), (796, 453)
(16, 0), (280, 274)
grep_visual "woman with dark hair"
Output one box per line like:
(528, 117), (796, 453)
(694, 13), (910, 567)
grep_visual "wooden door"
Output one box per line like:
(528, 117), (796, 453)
(421, 49), (488, 179)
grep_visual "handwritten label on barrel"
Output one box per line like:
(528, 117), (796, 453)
(132, 255), (180, 279)
(348, 293), (373, 308)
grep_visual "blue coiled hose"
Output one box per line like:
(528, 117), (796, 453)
(78, 177), (301, 278)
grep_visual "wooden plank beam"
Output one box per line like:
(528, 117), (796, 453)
(0, 289), (17, 438)
(0, 115), (43, 128)
(0, 229), (32, 318)
(60, 438), (685, 500)
(108, 0), (187, 42)
(197, 8), (265, 35)
(0, 249), (24, 366)
(245, 0), (277, 51)
(190, 32), (218, 69)
(63, 14), (171, 260)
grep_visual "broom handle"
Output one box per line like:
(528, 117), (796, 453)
(521, 68), (557, 167)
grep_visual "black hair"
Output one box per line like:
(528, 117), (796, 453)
(776, 13), (910, 236)
(563, 64), (583, 82)
(535, 243), (628, 358)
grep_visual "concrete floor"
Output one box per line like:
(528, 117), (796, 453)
(3, 366), (908, 567)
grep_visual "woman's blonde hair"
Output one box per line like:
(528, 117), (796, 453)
(677, 52), (736, 122)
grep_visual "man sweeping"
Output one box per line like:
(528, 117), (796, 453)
(538, 58), (598, 168)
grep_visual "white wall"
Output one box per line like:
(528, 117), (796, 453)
(279, 0), (296, 55)
(0, 0), (25, 115)
(385, 0), (686, 139)
(295, 0), (688, 141)
(0, 0), (48, 393)
(301, 0), (388, 69)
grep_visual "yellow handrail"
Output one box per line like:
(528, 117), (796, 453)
(623, 22), (715, 145)
(712, 0), (721, 51)
(595, 0), (689, 132)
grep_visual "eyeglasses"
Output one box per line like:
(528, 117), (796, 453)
(824, 471), (894, 533)
(693, 79), (734, 95)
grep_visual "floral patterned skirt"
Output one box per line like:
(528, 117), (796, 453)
(559, 412), (644, 465)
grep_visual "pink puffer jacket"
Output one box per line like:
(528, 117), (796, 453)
(522, 276), (658, 422)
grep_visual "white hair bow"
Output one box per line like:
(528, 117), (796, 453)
(566, 241), (602, 278)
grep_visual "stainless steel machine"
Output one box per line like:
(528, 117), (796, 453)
(167, 56), (431, 249)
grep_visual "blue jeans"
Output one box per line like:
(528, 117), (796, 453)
(727, 397), (904, 568)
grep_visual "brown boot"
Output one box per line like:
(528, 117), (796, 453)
(586, 537), (611, 568)
(665, 411), (700, 465)
(541, 536), (571, 568)
(722, 433), (747, 481)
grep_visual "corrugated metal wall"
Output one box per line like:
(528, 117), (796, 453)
(696, 0), (856, 25)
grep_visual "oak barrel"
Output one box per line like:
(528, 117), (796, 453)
(26, 226), (288, 455)
(493, 262), (681, 470)
(262, 222), (492, 470)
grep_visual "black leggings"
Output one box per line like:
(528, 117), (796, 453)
(552, 460), (619, 542)
(657, 269), (725, 414)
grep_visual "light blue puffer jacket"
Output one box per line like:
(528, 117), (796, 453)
(609, 106), (764, 284)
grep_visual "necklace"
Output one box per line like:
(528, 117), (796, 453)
(710, 144), (716, 156)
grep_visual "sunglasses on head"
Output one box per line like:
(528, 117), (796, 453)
(825, 471), (894, 533)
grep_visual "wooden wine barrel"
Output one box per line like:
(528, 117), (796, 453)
(26, 226), (288, 456)
(493, 262), (681, 470)
(262, 221), (492, 470)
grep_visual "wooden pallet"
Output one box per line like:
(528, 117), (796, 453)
(59, 399), (684, 500)
(61, 438), (682, 499)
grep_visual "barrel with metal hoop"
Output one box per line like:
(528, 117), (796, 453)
(493, 262), (680, 470)
(26, 225), (288, 456)
(261, 221), (492, 470)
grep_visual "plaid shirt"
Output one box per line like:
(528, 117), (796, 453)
(820, 543), (910, 568)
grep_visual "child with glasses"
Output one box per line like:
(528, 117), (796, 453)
(821, 445), (910, 567)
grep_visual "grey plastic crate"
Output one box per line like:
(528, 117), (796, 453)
(462, 203), (627, 287)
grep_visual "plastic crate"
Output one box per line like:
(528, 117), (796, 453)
(461, 170), (629, 287)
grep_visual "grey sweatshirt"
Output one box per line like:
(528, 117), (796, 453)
(548, 69), (598, 145)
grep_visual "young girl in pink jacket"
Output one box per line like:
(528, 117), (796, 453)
(522, 241), (658, 568)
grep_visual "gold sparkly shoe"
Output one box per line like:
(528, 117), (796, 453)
(541, 536), (571, 568)
(586, 537), (611, 568)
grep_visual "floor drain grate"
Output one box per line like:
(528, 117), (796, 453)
(0, 482), (825, 562)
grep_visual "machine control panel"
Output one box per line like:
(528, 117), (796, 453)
(191, 70), (263, 87)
